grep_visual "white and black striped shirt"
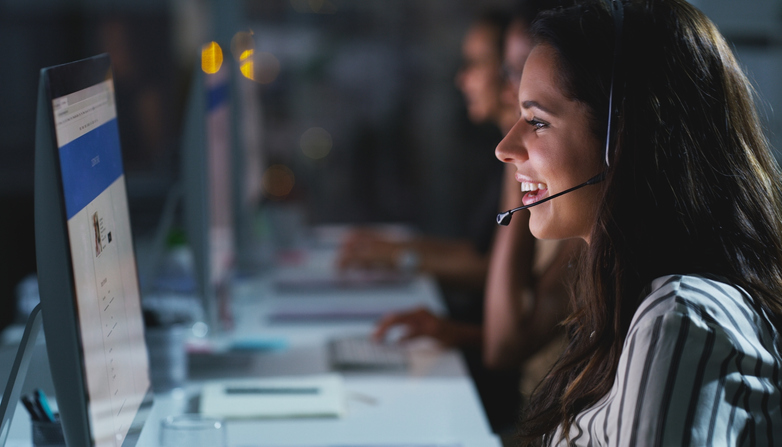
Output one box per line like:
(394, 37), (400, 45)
(549, 275), (782, 446)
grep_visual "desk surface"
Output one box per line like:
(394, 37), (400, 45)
(4, 252), (500, 447)
(137, 376), (496, 447)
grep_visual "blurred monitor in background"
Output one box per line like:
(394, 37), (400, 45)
(232, 49), (267, 273)
(180, 54), (236, 336)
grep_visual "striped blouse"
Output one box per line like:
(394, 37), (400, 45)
(549, 274), (782, 446)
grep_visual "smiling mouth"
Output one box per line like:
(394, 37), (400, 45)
(521, 182), (548, 206)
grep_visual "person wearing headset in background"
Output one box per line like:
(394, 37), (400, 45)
(336, 10), (517, 299)
(367, 1), (582, 436)
(480, 3), (583, 412)
(338, 10), (521, 433)
(495, 0), (782, 445)
(372, 0), (581, 399)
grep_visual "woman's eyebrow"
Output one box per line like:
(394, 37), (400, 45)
(521, 100), (555, 115)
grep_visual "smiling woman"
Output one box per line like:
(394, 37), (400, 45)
(495, 44), (603, 241)
(497, 1), (782, 446)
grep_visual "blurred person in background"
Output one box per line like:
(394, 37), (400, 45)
(481, 2), (584, 412)
(370, 1), (582, 437)
(345, 2), (580, 435)
(338, 10), (520, 432)
(336, 10), (516, 295)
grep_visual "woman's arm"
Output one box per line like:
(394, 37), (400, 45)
(406, 238), (489, 291)
(337, 231), (489, 291)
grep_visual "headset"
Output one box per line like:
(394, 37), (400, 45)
(496, 0), (624, 226)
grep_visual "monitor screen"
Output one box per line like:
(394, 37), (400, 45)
(35, 54), (152, 447)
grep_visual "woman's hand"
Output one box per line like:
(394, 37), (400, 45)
(336, 230), (404, 271)
(373, 307), (481, 348)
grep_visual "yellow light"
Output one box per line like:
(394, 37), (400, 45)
(239, 49), (254, 61)
(262, 165), (295, 197)
(231, 31), (255, 62)
(240, 60), (254, 81)
(300, 127), (332, 159)
(201, 42), (223, 74)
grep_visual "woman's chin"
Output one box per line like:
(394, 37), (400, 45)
(528, 216), (551, 240)
(529, 212), (571, 241)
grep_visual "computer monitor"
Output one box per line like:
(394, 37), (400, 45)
(34, 54), (153, 447)
(233, 65), (267, 273)
(181, 58), (236, 335)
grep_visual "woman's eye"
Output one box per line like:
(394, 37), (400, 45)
(525, 118), (547, 131)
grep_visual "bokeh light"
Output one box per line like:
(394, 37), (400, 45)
(254, 52), (281, 84)
(300, 127), (333, 159)
(236, 49), (254, 81)
(262, 164), (295, 197)
(201, 42), (223, 74)
(240, 58), (255, 81)
(231, 31), (254, 61)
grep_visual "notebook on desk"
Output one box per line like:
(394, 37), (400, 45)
(199, 374), (346, 419)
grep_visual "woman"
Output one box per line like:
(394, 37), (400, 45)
(495, 0), (782, 445)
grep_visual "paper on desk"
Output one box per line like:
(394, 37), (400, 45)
(199, 374), (346, 419)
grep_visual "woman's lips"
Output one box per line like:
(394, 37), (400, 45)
(522, 185), (549, 207)
(520, 181), (548, 207)
(517, 178), (548, 206)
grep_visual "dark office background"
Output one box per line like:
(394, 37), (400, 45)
(1, 0), (781, 332)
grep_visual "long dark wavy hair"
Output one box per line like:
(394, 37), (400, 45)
(518, 0), (782, 443)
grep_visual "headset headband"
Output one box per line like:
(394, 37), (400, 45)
(604, 0), (624, 166)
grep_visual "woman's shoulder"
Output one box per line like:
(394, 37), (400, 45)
(602, 275), (782, 447)
(630, 274), (775, 349)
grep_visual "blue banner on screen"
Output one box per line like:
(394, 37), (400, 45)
(58, 119), (123, 220)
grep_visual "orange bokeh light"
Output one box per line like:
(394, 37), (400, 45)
(262, 165), (295, 197)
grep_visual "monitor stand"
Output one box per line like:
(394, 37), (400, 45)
(0, 304), (43, 446)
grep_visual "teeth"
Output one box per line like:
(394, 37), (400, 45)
(521, 182), (547, 192)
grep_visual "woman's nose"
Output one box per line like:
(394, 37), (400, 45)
(495, 120), (527, 164)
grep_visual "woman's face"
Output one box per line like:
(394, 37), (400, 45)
(495, 44), (604, 243)
(455, 24), (503, 124)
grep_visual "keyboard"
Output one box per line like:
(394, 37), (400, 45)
(328, 336), (408, 370)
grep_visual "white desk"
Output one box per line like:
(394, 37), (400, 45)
(3, 258), (500, 447)
(138, 376), (496, 446)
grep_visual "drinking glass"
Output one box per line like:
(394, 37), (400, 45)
(159, 414), (226, 447)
